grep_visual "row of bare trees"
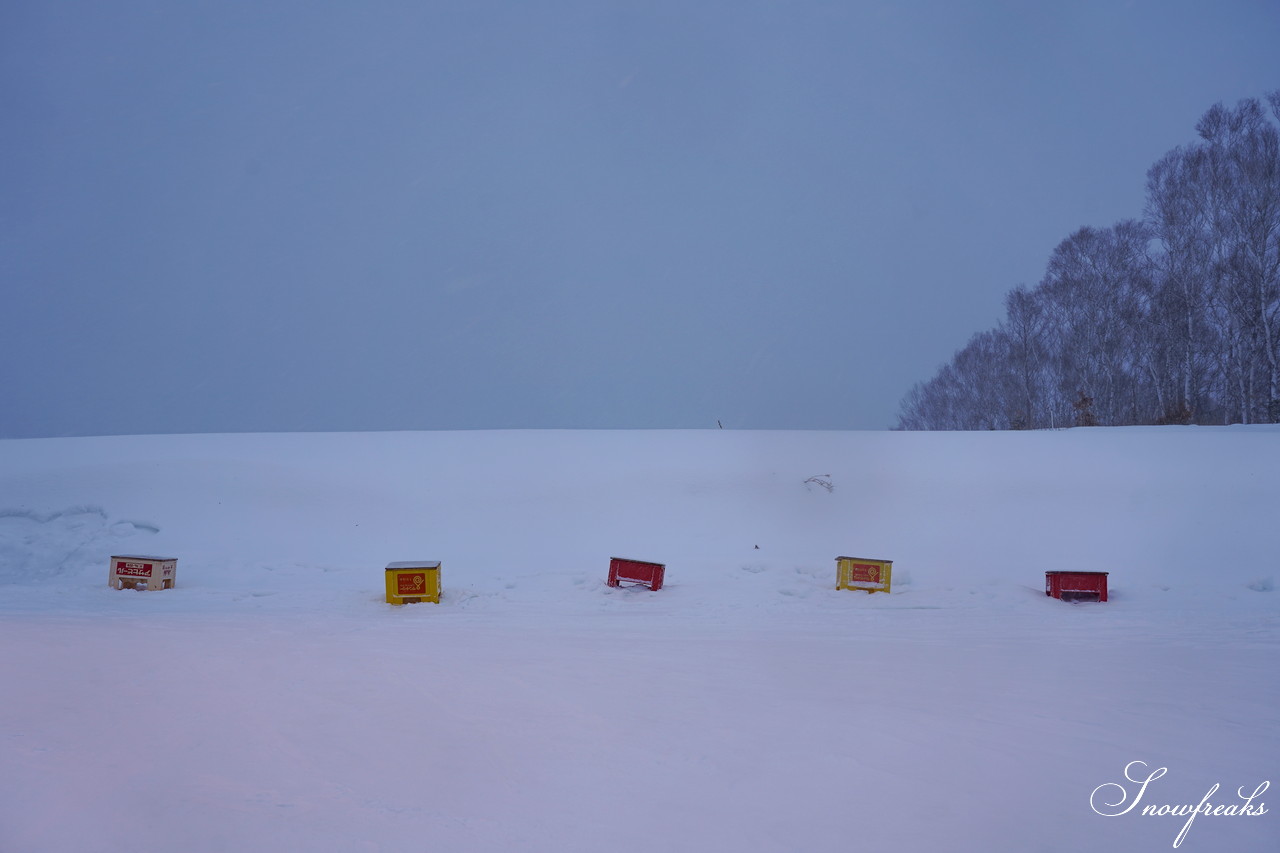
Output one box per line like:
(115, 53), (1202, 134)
(897, 93), (1280, 430)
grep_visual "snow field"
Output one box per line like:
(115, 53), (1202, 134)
(1, 427), (1276, 851)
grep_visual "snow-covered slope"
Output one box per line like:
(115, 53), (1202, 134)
(2, 427), (1276, 851)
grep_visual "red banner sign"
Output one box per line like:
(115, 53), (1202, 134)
(115, 562), (153, 577)
(848, 564), (881, 583)
(396, 573), (426, 595)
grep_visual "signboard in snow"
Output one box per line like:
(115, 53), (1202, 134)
(384, 561), (441, 604)
(607, 557), (665, 591)
(836, 556), (892, 594)
(109, 555), (178, 591)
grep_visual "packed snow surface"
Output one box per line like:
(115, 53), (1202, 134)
(1, 427), (1277, 852)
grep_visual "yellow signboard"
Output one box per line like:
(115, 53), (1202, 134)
(385, 561), (441, 604)
(836, 556), (892, 594)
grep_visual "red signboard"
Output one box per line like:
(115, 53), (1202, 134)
(115, 561), (153, 577)
(396, 573), (427, 596)
(607, 558), (665, 591)
(847, 563), (881, 584)
(1045, 571), (1109, 602)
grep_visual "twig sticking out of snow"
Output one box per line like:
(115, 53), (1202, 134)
(804, 474), (834, 493)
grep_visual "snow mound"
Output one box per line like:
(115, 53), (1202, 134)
(0, 506), (158, 584)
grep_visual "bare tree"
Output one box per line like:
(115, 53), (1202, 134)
(895, 92), (1280, 430)
(1037, 222), (1152, 426)
(1145, 145), (1221, 422)
(1193, 96), (1280, 422)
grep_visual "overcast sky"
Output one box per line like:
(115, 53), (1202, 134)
(3, 1), (1277, 437)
